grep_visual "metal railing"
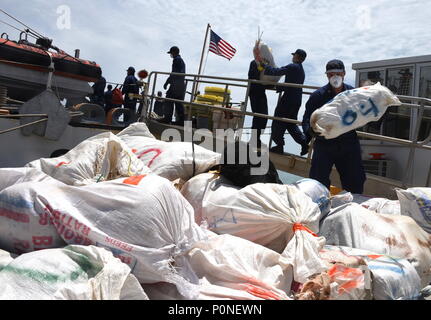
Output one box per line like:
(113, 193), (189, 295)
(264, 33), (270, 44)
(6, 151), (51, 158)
(138, 71), (431, 187)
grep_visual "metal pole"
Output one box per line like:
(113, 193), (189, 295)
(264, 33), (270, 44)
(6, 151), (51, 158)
(402, 101), (425, 187)
(192, 23), (211, 99)
(0, 118), (48, 135)
(46, 52), (54, 90)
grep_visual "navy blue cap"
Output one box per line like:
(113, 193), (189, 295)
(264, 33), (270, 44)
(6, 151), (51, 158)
(291, 49), (307, 60)
(325, 59), (345, 73)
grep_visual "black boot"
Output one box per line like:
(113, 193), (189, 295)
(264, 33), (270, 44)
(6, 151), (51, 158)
(269, 144), (284, 154)
(300, 144), (309, 156)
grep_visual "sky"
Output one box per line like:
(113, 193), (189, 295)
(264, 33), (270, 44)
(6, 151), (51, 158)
(1, 0), (430, 153)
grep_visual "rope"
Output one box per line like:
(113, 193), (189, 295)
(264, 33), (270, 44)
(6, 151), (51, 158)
(0, 86), (6, 108)
(0, 114), (48, 118)
(0, 118), (47, 135)
(127, 152), (134, 176)
(0, 9), (45, 39)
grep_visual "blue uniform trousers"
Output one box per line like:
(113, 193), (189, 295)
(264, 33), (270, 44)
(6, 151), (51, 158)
(310, 138), (366, 194)
(271, 96), (306, 147)
(249, 90), (268, 135)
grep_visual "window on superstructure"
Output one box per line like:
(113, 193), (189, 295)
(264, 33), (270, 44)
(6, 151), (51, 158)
(418, 66), (431, 141)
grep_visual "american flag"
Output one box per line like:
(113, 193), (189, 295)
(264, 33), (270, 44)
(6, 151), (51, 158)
(209, 30), (236, 60)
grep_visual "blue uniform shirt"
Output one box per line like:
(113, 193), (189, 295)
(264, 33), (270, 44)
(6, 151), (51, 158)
(302, 82), (357, 142)
(165, 55), (186, 91)
(264, 62), (305, 106)
(122, 75), (139, 99)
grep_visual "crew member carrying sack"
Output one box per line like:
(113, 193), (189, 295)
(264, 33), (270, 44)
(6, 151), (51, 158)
(261, 49), (309, 156)
(302, 59), (366, 194)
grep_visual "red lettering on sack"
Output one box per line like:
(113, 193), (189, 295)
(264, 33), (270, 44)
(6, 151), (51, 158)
(55, 161), (70, 168)
(32, 236), (53, 246)
(64, 229), (75, 240)
(105, 236), (133, 252)
(136, 148), (163, 167)
(44, 205), (92, 237)
(0, 208), (29, 223)
(39, 212), (49, 225)
(81, 225), (91, 236)
(13, 239), (30, 253)
(62, 216), (72, 228)
(83, 238), (93, 245)
(117, 255), (132, 265)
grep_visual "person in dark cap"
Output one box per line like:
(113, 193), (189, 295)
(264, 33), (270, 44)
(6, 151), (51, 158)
(122, 66), (139, 114)
(261, 48), (309, 155)
(302, 59), (366, 194)
(104, 84), (114, 112)
(162, 46), (186, 125)
(90, 68), (106, 106)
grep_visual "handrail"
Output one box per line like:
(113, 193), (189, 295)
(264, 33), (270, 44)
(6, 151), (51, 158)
(142, 70), (431, 187)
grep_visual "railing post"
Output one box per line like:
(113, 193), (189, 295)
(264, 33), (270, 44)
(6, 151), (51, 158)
(238, 80), (251, 142)
(148, 73), (158, 119)
(402, 101), (425, 187)
(187, 77), (196, 122)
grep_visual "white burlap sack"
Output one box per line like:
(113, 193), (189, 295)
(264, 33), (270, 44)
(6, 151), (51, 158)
(34, 174), (208, 299)
(319, 203), (431, 287)
(0, 180), (67, 254)
(396, 187), (431, 233)
(180, 172), (235, 225)
(330, 192), (373, 209)
(26, 132), (151, 186)
(311, 82), (401, 139)
(202, 182), (326, 283)
(361, 198), (401, 215)
(293, 178), (331, 219)
(0, 249), (15, 269)
(321, 245), (421, 300)
(253, 40), (281, 83)
(186, 234), (293, 300)
(118, 130), (221, 182)
(0, 245), (148, 300)
(0, 167), (52, 191)
(116, 122), (156, 139)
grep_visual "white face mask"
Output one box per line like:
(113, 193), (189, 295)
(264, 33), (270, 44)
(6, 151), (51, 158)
(170, 53), (174, 58)
(329, 75), (343, 88)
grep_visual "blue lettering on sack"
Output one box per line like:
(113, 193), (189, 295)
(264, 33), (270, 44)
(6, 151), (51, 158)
(414, 191), (431, 224)
(316, 197), (330, 214)
(95, 242), (138, 272)
(359, 98), (379, 117)
(342, 109), (357, 126)
(0, 195), (34, 209)
(368, 264), (404, 275)
(208, 209), (237, 229)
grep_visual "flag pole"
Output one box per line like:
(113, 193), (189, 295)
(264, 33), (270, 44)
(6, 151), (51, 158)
(192, 23), (211, 98)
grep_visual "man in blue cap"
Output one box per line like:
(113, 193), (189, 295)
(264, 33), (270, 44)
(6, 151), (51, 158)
(262, 49), (309, 156)
(163, 46), (186, 125)
(122, 66), (139, 114)
(302, 59), (366, 194)
(90, 69), (106, 106)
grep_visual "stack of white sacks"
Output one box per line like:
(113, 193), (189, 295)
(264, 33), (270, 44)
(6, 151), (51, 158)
(0, 121), (430, 300)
